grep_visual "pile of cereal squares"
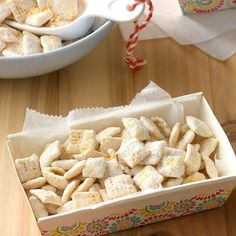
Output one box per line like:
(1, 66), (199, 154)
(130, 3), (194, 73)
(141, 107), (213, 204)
(0, 0), (79, 56)
(14, 115), (219, 219)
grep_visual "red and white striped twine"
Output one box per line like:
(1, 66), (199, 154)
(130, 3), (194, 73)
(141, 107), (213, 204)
(124, 0), (153, 70)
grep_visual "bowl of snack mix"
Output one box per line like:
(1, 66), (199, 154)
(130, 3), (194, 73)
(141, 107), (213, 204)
(0, 0), (115, 79)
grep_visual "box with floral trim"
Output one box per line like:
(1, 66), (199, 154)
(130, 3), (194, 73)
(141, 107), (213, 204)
(7, 84), (236, 236)
(179, 0), (236, 14)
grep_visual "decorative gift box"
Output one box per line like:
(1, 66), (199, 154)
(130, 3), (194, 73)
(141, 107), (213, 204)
(7, 82), (236, 236)
(179, 0), (236, 14)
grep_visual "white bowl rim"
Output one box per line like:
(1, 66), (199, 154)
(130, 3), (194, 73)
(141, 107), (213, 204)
(0, 20), (115, 61)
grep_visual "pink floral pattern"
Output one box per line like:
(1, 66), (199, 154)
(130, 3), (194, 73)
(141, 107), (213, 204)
(42, 189), (232, 236)
(179, 0), (225, 14)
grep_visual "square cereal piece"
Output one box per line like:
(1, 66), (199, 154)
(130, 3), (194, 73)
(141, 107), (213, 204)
(117, 138), (149, 168)
(15, 154), (42, 183)
(133, 166), (164, 191)
(50, 0), (78, 21)
(40, 35), (62, 52)
(25, 8), (53, 27)
(30, 189), (62, 206)
(1, 24), (21, 37)
(99, 159), (123, 185)
(82, 157), (106, 178)
(104, 174), (137, 200)
(0, 2), (11, 23)
(104, 159), (123, 177)
(96, 127), (121, 143)
(7, 0), (36, 22)
(22, 31), (42, 55)
(140, 141), (167, 165)
(2, 37), (23, 56)
(99, 137), (122, 153)
(122, 118), (150, 141)
(0, 27), (18, 43)
(66, 130), (98, 154)
(29, 196), (48, 219)
(156, 155), (185, 178)
(72, 191), (102, 209)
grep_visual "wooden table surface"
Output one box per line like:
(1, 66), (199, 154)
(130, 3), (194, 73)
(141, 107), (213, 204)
(1, 27), (236, 236)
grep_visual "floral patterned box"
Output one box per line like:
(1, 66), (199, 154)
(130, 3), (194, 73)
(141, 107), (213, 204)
(7, 84), (236, 236)
(178, 0), (236, 14)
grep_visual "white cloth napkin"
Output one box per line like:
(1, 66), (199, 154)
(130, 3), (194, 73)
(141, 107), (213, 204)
(195, 29), (236, 60)
(154, 0), (236, 45)
(119, 0), (236, 60)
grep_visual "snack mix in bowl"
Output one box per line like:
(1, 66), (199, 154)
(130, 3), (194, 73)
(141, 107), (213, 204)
(0, 0), (83, 56)
(14, 114), (219, 219)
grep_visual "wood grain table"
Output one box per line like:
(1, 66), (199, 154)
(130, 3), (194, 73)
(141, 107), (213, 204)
(1, 27), (236, 236)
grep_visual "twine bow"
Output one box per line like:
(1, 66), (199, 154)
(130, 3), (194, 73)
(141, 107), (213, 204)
(124, 0), (153, 70)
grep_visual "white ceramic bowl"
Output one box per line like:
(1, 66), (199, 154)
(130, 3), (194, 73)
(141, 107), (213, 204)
(0, 20), (115, 79)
